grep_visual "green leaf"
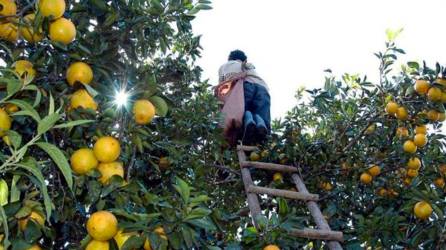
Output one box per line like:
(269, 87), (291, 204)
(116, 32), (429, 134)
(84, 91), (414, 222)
(15, 160), (52, 220)
(186, 218), (216, 231)
(0, 179), (8, 206)
(48, 93), (55, 115)
(122, 236), (144, 250)
(35, 142), (73, 190)
(6, 78), (21, 97)
(5, 130), (22, 149)
(37, 113), (60, 135)
(149, 96), (168, 117)
(7, 99), (40, 122)
(0, 205), (10, 248)
(10, 175), (20, 203)
(53, 119), (94, 129)
(173, 177), (190, 204)
(184, 207), (211, 221)
(83, 83), (99, 97)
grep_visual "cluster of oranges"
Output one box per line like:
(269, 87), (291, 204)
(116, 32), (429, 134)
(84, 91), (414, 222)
(85, 210), (165, 250)
(0, 0), (75, 44)
(70, 136), (124, 185)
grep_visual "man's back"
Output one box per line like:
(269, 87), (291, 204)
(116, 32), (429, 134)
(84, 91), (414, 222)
(218, 60), (269, 92)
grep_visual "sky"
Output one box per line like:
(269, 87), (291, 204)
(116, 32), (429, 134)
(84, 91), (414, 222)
(192, 0), (446, 120)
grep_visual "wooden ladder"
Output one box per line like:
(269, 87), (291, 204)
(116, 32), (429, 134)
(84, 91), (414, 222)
(237, 145), (344, 250)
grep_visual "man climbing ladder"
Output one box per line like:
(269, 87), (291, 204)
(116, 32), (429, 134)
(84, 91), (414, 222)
(218, 50), (271, 145)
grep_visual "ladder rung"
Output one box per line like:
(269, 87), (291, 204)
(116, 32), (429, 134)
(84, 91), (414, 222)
(241, 161), (298, 173)
(288, 228), (344, 242)
(247, 185), (319, 201)
(237, 145), (259, 152)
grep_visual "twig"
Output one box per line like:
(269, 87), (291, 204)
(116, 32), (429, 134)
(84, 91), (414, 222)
(211, 164), (240, 176)
(126, 145), (137, 182)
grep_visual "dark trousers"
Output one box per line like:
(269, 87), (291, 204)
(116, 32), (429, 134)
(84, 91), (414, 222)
(243, 82), (271, 132)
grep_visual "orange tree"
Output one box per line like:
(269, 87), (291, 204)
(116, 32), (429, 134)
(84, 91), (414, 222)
(0, 0), (249, 249)
(240, 34), (446, 249)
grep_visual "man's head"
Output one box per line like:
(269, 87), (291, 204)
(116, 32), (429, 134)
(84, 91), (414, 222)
(228, 50), (247, 62)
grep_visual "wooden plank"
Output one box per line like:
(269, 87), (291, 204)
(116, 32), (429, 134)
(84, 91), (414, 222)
(247, 185), (319, 201)
(237, 148), (262, 227)
(288, 228), (344, 242)
(241, 161), (298, 173)
(237, 145), (259, 152)
(291, 174), (343, 250)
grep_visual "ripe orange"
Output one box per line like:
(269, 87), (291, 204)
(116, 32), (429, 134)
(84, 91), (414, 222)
(413, 133), (427, 147)
(388, 189), (399, 198)
(396, 127), (409, 138)
(114, 229), (137, 249)
(273, 172), (283, 182)
(38, 0), (66, 19)
(403, 140), (417, 154)
(407, 157), (421, 170)
(438, 112), (446, 122)
(132, 100), (156, 125)
(250, 151), (260, 161)
(320, 181), (333, 191)
(441, 92), (446, 103)
(360, 172), (373, 185)
(5, 103), (19, 113)
(427, 87), (442, 102)
(86, 211), (118, 241)
(70, 148), (98, 175)
(86, 240), (109, 250)
(263, 245), (280, 250)
(385, 101), (399, 115)
(427, 110), (439, 122)
(0, 0), (16, 16)
(66, 62), (93, 86)
(414, 80), (430, 95)
(70, 89), (98, 111)
(413, 201), (432, 220)
(0, 22), (18, 43)
(18, 211), (45, 231)
(436, 78), (446, 86)
(98, 162), (124, 184)
(368, 165), (381, 177)
(434, 177), (445, 188)
(26, 245), (42, 250)
(93, 136), (121, 163)
(406, 169), (419, 178)
(415, 125), (427, 134)
(403, 177), (412, 186)
(158, 157), (170, 170)
(395, 107), (408, 120)
(440, 164), (446, 175)
(19, 14), (44, 43)
(49, 18), (76, 44)
(0, 109), (11, 137)
(261, 150), (269, 158)
(154, 226), (167, 240)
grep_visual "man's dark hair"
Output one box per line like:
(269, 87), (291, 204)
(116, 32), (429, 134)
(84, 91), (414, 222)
(228, 50), (247, 62)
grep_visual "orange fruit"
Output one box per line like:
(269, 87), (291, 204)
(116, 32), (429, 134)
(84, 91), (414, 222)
(273, 172), (283, 182)
(413, 133), (427, 147)
(427, 110), (439, 122)
(158, 157), (170, 170)
(26, 245), (42, 250)
(97, 162), (124, 184)
(436, 78), (446, 86)
(144, 238), (152, 250)
(440, 164), (446, 175)
(38, 0), (66, 19)
(360, 172), (373, 185)
(406, 169), (418, 178)
(368, 165), (381, 177)
(70, 148), (98, 175)
(0, 0), (16, 16)
(441, 91), (446, 103)
(70, 89), (98, 111)
(132, 100), (156, 125)
(18, 211), (45, 231)
(93, 136), (121, 163)
(434, 177), (445, 188)
(415, 80), (430, 95)
(19, 14), (44, 43)
(86, 240), (109, 250)
(396, 127), (409, 138)
(49, 18), (76, 44)
(407, 157), (421, 170)
(438, 112), (446, 122)
(385, 101), (399, 115)
(263, 245), (280, 250)
(5, 103), (19, 113)
(250, 151), (260, 161)
(403, 140), (417, 154)
(427, 87), (442, 102)
(86, 211), (118, 241)
(415, 125), (427, 134)
(66, 62), (93, 86)
(319, 181), (333, 191)
(377, 187), (387, 197)
(0, 22), (18, 43)
(0, 109), (11, 137)
(413, 201), (433, 220)
(403, 177), (412, 186)
(395, 107), (408, 120)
